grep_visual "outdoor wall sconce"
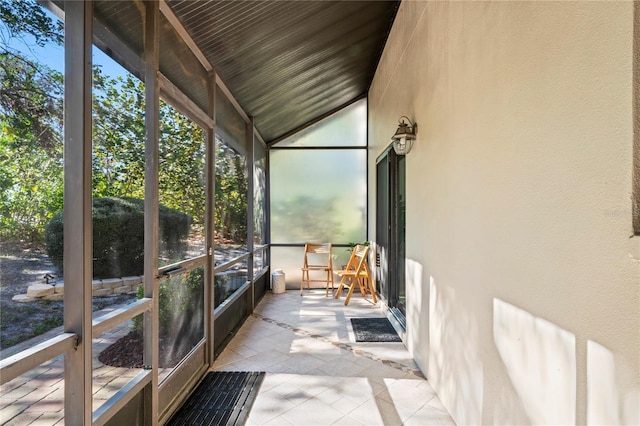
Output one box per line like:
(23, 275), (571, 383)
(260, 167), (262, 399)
(391, 116), (417, 155)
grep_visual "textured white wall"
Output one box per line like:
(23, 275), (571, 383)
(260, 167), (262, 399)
(368, 2), (640, 424)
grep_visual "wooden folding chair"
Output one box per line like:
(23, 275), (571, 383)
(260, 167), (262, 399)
(300, 243), (334, 296)
(334, 244), (377, 305)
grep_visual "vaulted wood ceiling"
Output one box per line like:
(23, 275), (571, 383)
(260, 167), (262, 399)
(66, 0), (399, 143)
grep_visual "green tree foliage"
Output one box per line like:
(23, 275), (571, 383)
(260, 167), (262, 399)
(0, 0), (64, 241)
(2, 0), (248, 248)
(215, 139), (247, 244)
(91, 69), (146, 200)
(0, 0), (63, 47)
(159, 101), (206, 230)
(92, 70), (207, 228)
(0, 51), (64, 241)
(253, 157), (266, 244)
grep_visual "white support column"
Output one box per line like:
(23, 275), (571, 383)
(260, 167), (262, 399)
(205, 70), (216, 365)
(143, 1), (160, 424)
(63, 1), (93, 423)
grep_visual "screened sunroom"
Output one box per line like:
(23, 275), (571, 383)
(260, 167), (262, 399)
(0, 1), (404, 424)
(2, 0), (639, 425)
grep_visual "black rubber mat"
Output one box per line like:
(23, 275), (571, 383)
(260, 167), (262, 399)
(351, 317), (402, 342)
(167, 371), (265, 426)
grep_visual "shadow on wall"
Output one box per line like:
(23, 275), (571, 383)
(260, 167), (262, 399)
(428, 276), (484, 424)
(494, 299), (639, 425)
(405, 258), (424, 367)
(427, 279), (639, 425)
(587, 340), (640, 424)
(493, 298), (576, 424)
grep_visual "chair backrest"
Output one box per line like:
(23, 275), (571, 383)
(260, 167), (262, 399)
(344, 244), (369, 273)
(303, 243), (332, 268)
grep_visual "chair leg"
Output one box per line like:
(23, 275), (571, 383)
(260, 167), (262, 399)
(335, 275), (347, 298)
(301, 269), (310, 295)
(357, 277), (367, 297)
(368, 279), (377, 303)
(344, 277), (357, 306)
(325, 269), (334, 297)
(325, 270), (329, 297)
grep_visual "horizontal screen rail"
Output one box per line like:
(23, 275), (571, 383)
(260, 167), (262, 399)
(214, 252), (250, 274)
(0, 333), (77, 386)
(92, 369), (152, 426)
(92, 298), (152, 337)
(159, 255), (207, 277)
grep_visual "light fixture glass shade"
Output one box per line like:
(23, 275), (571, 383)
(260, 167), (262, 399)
(391, 118), (416, 155)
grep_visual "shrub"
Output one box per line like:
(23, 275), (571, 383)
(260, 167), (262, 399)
(132, 267), (204, 341)
(45, 197), (190, 278)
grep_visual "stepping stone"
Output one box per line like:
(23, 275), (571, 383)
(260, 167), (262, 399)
(12, 294), (35, 302)
(44, 293), (64, 301)
(27, 284), (54, 298)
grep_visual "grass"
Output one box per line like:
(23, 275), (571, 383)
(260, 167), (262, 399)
(0, 294), (137, 350)
(0, 301), (64, 349)
(32, 316), (63, 335)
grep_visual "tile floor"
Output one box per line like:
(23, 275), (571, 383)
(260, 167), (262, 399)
(0, 289), (455, 425)
(212, 289), (455, 426)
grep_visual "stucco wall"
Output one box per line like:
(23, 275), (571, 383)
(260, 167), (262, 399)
(368, 1), (640, 424)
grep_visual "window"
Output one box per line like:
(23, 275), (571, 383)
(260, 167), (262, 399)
(270, 99), (367, 280)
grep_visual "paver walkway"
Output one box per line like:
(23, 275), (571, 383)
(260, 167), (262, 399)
(0, 307), (134, 425)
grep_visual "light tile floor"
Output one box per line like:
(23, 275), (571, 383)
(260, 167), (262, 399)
(212, 289), (455, 426)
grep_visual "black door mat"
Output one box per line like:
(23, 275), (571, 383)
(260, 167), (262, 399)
(167, 371), (265, 426)
(351, 318), (402, 342)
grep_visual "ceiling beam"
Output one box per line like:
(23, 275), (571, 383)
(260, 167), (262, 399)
(159, 0), (262, 139)
(159, 73), (215, 130)
(159, 0), (212, 72)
